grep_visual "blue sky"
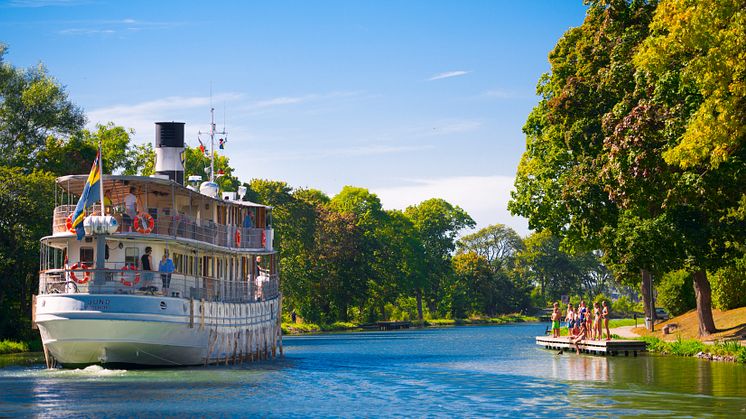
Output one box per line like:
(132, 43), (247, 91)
(0, 0), (588, 236)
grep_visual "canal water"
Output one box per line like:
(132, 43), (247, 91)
(1, 323), (744, 417)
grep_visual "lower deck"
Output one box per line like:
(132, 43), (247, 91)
(536, 336), (647, 356)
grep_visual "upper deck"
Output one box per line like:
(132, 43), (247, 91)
(53, 174), (273, 251)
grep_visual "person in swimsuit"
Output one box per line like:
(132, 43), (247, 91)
(571, 320), (588, 354)
(565, 303), (575, 338)
(602, 300), (611, 340)
(592, 302), (601, 340)
(551, 302), (561, 338)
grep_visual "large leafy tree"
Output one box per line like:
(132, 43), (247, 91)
(0, 168), (56, 339)
(0, 44), (85, 169)
(457, 224), (524, 269)
(405, 198), (475, 319)
(509, 0), (662, 319)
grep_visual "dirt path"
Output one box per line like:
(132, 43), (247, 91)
(611, 325), (640, 339)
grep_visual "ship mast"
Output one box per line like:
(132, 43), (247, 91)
(198, 107), (227, 183)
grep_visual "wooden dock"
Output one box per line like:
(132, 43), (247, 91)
(536, 336), (647, 357)
(360, 321), (412, 331)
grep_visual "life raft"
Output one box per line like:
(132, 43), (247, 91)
(134, 213), (155, 234)
(120, 264), (141, 287)
(69, 262), (91, 284)
(65, 214), (77, 234)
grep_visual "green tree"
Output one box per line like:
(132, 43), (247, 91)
(184, 146), (239, 191)
(0, 44), (85, 169)
(0, 168), (56, 339)
(656, 270), (696, 316)
(405, 198), (475, 319)
(457, 224), (524, 269)
(509, 0), (667, 323)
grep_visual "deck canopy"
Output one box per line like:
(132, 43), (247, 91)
(55, 175), (270, 209)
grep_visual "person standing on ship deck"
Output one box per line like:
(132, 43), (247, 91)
(159, 250), (174, 296)
(141, 246), (154, 290)
(124, 187), (140, 231)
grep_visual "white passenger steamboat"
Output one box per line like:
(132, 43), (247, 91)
(33, 117), (282, 367)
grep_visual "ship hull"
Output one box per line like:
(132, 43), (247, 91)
(35, 294), (281, 367)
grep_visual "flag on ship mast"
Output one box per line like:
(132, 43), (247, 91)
(70, 147), (102, 240)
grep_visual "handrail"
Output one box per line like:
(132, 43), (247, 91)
(52, 205), (271, 250)
(39, 268), (280, 302)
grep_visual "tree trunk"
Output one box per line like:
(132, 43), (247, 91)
(640, 269), (655, 327)
(692, 270), (717, 336)
(416, 288), (424, 321)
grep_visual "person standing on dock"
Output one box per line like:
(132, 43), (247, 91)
(551, 302), (561, 338)
(565, 303), (576, 338)
(602, 301), (611, 341)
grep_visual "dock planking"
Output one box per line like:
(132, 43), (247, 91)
(536, 336), (647, 357)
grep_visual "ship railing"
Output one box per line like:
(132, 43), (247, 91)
(52, 205), (270, 249)
(39, 268), (280, 302)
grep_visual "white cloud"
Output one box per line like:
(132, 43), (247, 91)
(372, 175), (530, 237)
(428, 70), (470, 81)
(483, 89), (512, 98)
(251, 95), (314, 109)
(86, 93), (243, 140)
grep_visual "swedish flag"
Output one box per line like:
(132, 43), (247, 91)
(70, 149), (101, 240)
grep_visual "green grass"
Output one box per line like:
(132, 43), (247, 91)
(0, 340), (30, 355)
(608, 318), (639, 328)
(638, 336), (746, 363)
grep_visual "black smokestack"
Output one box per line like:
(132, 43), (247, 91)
(154, 122), (185, 184)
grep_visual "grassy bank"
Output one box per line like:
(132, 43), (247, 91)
(641, 336), (746, 363)
(281, 314), (538, 335)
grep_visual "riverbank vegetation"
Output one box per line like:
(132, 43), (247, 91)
(281, 313), (538, 335)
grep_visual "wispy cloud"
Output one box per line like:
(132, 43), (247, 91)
(428, 70), (470, 81)
(483, 89), (512, 98)
(248, 91), (364, 111)
(4, 0), (90, 7)
(58, 18), (185, 36)
(246, 143), (434, 162)
(251, 95), (315, 109)
(372, 175), (529, 236)
(86, 93), (243, 139)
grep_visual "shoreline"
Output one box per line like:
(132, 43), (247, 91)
(282, 314), (539, 335)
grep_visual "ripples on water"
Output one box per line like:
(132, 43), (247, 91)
(1, 324), (745, 417)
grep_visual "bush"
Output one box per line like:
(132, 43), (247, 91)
(612, 295), (639, 317)
(710, 261), (746, 310)
(656, 270), (696, 316)
(0, 340), (30, 354)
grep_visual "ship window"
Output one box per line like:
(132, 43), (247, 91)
(80, 247), (94, 265)
(125, 247), (140, 267)
(173, 253), (182, 274)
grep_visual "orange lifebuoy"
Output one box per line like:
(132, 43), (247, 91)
(261, 230), (266, 247)
(69, 262), (91, 284)
(235, 229), (241, 246)
(120, 264), (141, 287)
(65, 213), (77, 234)
(134, 213), (155, 234)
